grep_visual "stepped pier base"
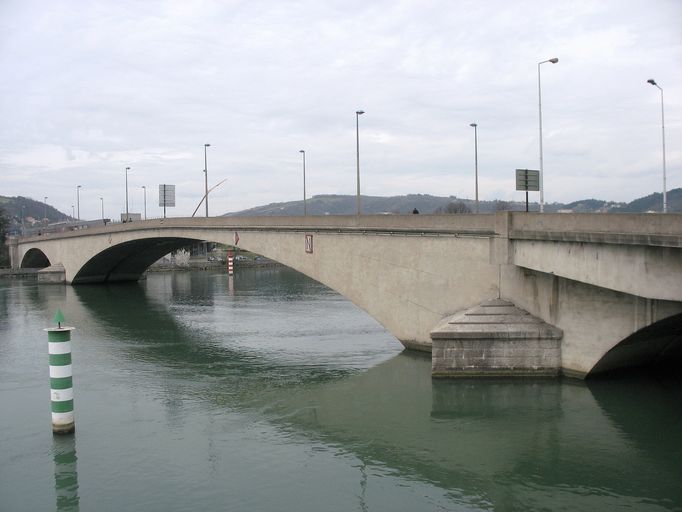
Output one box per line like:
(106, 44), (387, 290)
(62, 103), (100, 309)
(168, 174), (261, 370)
(431, 299), (563, 378)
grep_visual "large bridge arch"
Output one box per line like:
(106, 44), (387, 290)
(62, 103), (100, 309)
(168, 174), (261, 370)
(12, 218), (500, 350)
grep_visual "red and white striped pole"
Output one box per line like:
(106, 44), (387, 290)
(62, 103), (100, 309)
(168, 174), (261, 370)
(227, 251), (234, 276)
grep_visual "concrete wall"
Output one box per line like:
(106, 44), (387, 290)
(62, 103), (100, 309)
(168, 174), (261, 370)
(512, 240), (682, 301)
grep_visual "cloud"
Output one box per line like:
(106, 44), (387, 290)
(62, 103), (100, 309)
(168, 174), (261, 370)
(0, 0), (680, 219)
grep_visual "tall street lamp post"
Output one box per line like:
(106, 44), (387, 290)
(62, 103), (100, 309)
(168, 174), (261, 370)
(43, 196), (48, 222)
(76, 185), (81, 221)
(299, 150), (307, 215)
(142, 186), (147, 220)
(100, 197), (104, 220)
(469, 123), (479, 213)
(204, 143), (211, 218)
(647, 79), (667, 213)
(355, 110), (365, 216)
(125, 167), (131, 222)
(538, 57), (558, 213)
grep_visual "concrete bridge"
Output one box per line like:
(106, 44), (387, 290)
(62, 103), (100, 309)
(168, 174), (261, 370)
(7, 213), (682, 378)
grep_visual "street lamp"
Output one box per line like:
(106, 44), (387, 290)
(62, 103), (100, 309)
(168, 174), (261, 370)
(538, 57), (558, 213)
(204, 143), (211, 218)
(100, 197), (104, 220)
(76, 185), (81, 221)
(299, 150), (307, 215)
(355, 110), (365, 216)
(142, 186), (147, 220)
(647, 79), (667, 213)
(125, 166), (131, 222)
(71, 205), (74, 220)
(43, 196), (48, 222)
(469, 123), (479, 213)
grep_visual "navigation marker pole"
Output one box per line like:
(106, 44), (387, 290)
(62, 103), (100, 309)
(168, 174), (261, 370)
(45, 309), (76, 435)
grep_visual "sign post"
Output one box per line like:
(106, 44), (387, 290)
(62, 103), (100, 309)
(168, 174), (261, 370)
(515, 169), (540, 212)
(159, 184), (176, 218)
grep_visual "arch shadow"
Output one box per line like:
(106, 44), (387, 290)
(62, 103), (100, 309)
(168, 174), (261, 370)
(588, 313), (682, 377)
(21, 248), (50, 269)
(73, 237), (204, 284)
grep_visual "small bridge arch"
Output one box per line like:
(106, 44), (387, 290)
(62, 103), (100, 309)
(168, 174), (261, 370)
(21, 248), (51, 269)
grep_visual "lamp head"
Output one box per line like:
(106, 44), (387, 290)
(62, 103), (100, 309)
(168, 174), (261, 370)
(356, 110), (365, 115)
(549, 58), (559, 64)
(126, 166), (130, 171)
(470, 123), (477, 128)
(647, 79), (657, 86)
(299, 149), (305, 154)
(205, 143), (211, 148)
(77, 185), (81, 189)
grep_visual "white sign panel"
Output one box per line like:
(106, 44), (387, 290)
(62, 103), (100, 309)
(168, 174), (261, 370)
(159, 184), (176, 207)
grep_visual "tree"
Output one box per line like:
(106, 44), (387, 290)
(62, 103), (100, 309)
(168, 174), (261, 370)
(493, 200), (510, 212)
(0, 208), (9, 267)
(436, 201), (472, 214)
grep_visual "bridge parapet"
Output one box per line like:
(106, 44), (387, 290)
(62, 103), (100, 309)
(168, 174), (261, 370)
(507, 212), (682, 247)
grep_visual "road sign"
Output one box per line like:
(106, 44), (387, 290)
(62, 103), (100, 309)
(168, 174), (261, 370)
(515, 169), (540, 191)
(516, 169), (540, 191)
(159, 184), (176, 207)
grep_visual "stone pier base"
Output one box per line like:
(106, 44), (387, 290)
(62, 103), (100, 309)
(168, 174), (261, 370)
(38, 264), (66, 284)
(431, 299), (563, 377)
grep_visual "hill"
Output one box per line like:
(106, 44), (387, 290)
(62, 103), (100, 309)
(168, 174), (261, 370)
(229, 189), (682, 216)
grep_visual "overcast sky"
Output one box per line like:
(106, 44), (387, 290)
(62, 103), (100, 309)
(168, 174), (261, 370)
(1, 0), (680, 219)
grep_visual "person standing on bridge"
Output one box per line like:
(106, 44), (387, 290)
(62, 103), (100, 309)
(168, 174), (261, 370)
(412, 208), (419, 214)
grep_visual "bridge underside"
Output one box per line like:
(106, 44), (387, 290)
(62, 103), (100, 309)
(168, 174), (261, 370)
(73, 237), (200, 284)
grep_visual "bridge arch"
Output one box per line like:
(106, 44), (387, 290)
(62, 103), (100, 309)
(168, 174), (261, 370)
(588, 313), (682, 376)
(21, 248), (50, 269)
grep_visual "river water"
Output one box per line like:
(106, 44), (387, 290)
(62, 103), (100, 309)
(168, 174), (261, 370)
(0, 268), (681, 511)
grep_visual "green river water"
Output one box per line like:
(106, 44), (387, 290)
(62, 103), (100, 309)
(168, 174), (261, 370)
(0, 268), (681, 511)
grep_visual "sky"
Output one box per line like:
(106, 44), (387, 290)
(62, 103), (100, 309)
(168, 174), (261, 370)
(1, 0), (680, 219)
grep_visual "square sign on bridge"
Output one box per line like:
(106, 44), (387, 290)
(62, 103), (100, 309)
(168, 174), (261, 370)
(515, 169), (540, 212)
(515, 169), (540, 191)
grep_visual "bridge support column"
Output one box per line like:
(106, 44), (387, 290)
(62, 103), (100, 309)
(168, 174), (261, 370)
(7, 236), (19, 269)
(431, 299), (563, 377)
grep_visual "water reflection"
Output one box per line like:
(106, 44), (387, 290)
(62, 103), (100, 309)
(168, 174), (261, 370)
(259, 352), (682, 510)
(53, 434), (80, 512)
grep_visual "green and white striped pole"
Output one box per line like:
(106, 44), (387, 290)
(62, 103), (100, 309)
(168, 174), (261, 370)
(45, 309), (75, 435)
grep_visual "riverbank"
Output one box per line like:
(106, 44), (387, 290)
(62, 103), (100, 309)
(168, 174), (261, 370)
(0, 260), (281, 279)
(147, 259), (282, 272)
(0, 268), (38, 279)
